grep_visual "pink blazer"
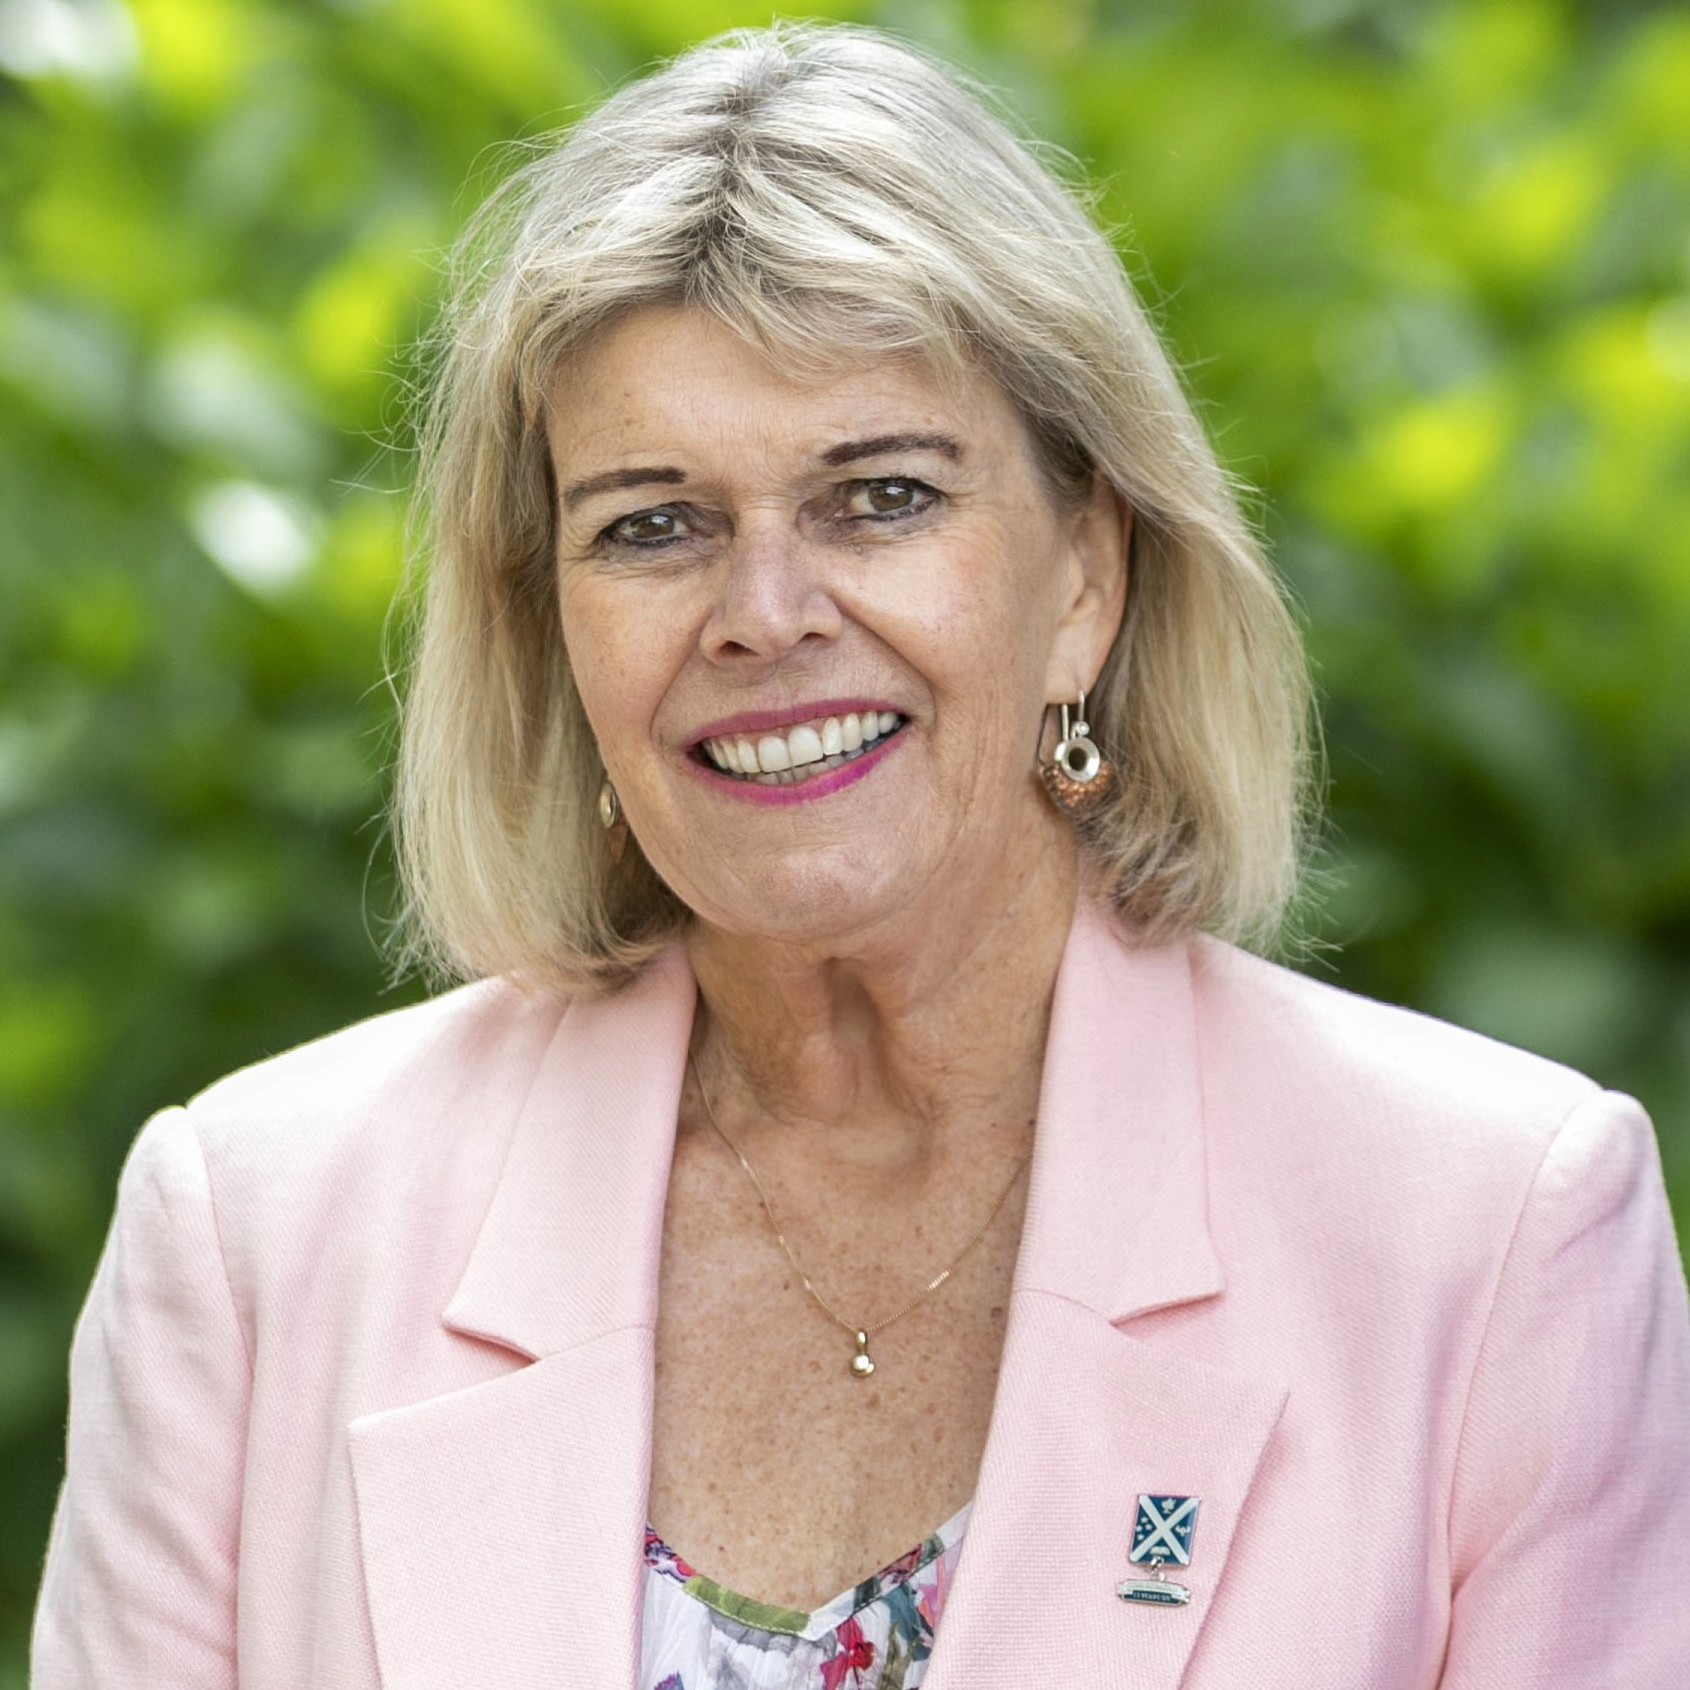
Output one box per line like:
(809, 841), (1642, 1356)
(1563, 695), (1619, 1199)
(32, 898), (1690, 1687)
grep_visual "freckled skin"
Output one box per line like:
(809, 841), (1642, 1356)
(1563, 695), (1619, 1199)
(549, 306), (1114, 950)
(546, 308), (1128, 1612)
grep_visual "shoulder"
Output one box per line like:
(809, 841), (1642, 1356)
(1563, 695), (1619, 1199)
(1156, 936), (1683, 1449)
(150, 979), (576, 1310)
(1168, 933), (1663, 1296)
(1184, 933), (1607, 1167)
(182, 975), (570, 1150)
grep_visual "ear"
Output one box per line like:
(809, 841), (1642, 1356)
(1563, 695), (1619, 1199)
(1044, 476), (1131, 702)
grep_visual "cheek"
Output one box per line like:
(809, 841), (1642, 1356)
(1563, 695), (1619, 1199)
(557, 582), (665, 751)
(916, 546), (1066, 713)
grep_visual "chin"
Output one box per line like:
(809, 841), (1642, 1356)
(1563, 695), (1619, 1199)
(680, 847), (914, 948)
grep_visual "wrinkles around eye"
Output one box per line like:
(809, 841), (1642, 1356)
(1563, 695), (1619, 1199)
(839, 477), (940, 520)
(590, 477), (943, 554)
(595, 505), (699, 550)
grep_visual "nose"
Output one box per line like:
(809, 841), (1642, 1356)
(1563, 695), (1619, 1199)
(698, 513), (843, 668)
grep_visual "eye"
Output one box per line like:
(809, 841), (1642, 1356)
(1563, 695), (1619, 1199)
(842, 478), (938, 520)
(599, 506), (692, 548)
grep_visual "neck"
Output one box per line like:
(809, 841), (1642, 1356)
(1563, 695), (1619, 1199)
(684, 836), (1081, 1163)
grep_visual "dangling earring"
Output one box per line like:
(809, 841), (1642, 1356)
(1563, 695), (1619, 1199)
(1040, 690), (1117, 816)
(597, 776), (629, 862)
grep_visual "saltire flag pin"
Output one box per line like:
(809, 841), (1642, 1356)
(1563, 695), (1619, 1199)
(1117, 1494), (1200, 1607)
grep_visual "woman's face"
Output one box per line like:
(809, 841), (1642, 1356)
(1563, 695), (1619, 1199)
(547, 305), (1126, 949)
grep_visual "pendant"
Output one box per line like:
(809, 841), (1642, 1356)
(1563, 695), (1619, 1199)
(849, 1330), (875, 1378)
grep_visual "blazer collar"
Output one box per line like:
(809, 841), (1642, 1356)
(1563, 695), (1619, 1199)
(352, 948), (699, 1690)
(440, 941), (697, 1359)
(1015, 893), (1222, 1323)
(920, 900), (1284, 1686)
(442, 893), (1220, 1357)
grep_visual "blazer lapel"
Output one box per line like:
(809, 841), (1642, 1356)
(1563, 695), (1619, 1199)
(349, 948), (697, 1690)
(349, 1329), (658, 1689)
(929, 1303), (1287, 1686)
(924, 902), (1289, 1687)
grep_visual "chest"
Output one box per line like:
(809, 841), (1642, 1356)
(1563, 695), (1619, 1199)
(645, 1128), (1028, 1613)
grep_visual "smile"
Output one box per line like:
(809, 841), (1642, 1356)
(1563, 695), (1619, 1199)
(696, 711), (906, 785)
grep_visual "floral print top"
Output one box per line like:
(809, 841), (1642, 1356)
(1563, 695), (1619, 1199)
(639, 1501), (969, 1690)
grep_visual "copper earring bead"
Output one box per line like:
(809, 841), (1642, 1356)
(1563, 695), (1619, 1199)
(1040, 691), (1117, 816)
(597, 777), (629, 862)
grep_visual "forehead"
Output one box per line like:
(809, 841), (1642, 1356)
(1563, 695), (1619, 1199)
(544, 304), (1024, 469)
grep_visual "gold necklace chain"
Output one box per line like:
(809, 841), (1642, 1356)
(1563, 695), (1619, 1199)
(689, 1054), (1032, 1379)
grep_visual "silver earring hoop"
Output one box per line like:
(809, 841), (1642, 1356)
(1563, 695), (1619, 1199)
(1040, 689), (1117, 817)
(1055, 696), (1103, 783)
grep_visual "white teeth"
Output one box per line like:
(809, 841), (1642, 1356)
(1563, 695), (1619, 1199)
(787, 725), (824, 767)
(703, 711), (903, 781)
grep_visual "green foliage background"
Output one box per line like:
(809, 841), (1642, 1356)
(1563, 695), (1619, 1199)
(2, 0), (1687, 1674)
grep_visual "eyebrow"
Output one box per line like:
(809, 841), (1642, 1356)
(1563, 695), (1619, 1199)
(817, 432), (964, 467)
(559, 465), (687, 510)
(558, 432), (964, 511)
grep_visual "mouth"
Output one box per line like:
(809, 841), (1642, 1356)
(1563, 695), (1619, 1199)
(693, 709), (908, 786)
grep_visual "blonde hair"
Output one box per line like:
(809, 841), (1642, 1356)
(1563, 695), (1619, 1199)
(393, 22), (1315, 990)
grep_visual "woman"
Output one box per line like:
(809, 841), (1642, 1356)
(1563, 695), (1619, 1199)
(33, 23), (1690, 1690)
